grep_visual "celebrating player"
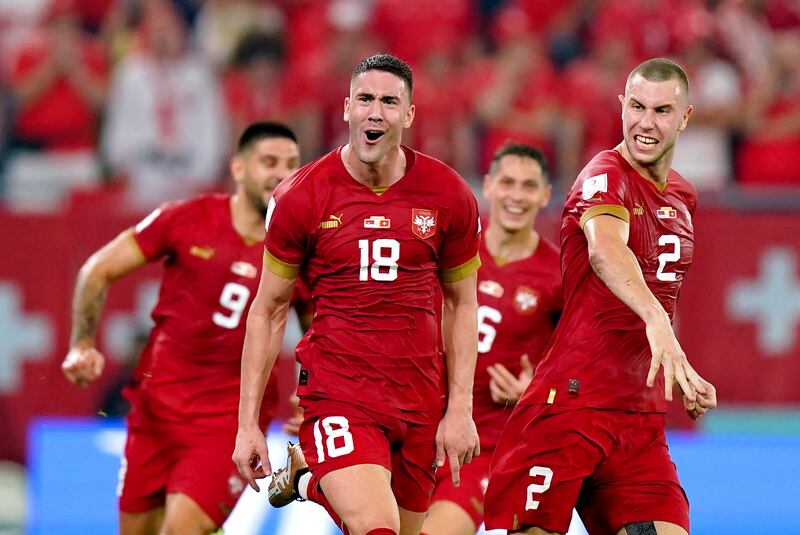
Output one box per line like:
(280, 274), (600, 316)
(233, 53), (482, 535)
(62, 122), (301, 535)
(484, 58), (717, 535)
(422, 143), (562, 535)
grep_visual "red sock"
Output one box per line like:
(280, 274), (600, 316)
(365, 530), (397, 535)
(307, 477), (348, 533)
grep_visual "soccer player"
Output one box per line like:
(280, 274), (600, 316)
(421, 143), (562, 535)
(61, 122), (301, 535)
(484, 58), (718, 535)
(232, 54), (482, 535)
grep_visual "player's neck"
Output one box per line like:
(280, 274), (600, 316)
(615, 142), (672, 185)
(485, 223), (540, 263)
(341, 144), (406, 187)
(230, 194), (265, 244)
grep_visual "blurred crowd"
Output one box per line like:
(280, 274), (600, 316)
(0, 0), (798, 212)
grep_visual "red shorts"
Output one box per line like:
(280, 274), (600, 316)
(298, 399), (439, 512)
(118, 420), (245, 527)
(484, 404), (689, 534)
(430, 449), (492, 529)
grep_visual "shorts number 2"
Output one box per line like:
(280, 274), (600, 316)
(525, 466), (553, 510)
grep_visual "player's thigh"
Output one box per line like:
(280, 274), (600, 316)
(579, 413), (689, 535)
(421, 500), (476, 535)
(167, 430), (245, 528)
(118, 425), (172, 519)
(391, 419), (439, 514)
(159, 492), (216, 535)
(615, 521), (688, 535)
(319, 463), (400, 535)
(119, 508), (164, 535)
(424, 452), (492, 534)
(398, 507), (428, 535)
(484, 405), (603, 534)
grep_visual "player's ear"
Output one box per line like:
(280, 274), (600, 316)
(403, 103), (415, 129)
(541, 183), (553, 209)
(230, 155), (244, 184)
(343, 97), (351, 122)
(679, 104), (693, 132)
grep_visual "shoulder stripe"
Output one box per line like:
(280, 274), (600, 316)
(440, 254), (481, 283)
(579, 204), (630, 229)
(127, 230), (148, 263)
(263, 249), (300, 279)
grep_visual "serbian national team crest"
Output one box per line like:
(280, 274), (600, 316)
(513, 285), (540, 315)
(411, 209), (438, 239)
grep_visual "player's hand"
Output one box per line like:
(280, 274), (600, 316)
(434, 407), (480, 487)
(232, 426), (271, 492)
(644, 319), (706, 403)
(61, 345), (106, 388)
(684, 377), (717, 420)
(281, 395), (303, 436)
(487, 354), (535, 405)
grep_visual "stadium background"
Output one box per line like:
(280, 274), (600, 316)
(0, 0), (799, 533)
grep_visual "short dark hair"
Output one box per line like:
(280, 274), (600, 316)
(351, 53), (413, 97)
(489, 142), (551, 182)
(628, 58), (689, 97)
(236, 122), (297, 153)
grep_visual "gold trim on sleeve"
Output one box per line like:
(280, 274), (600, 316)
(579, 204), (630, 229)
(263, 249), (300, 279)
(127, 231), (148, 263)
(547, 387), (556, 404)
(440, 253), (481, 283)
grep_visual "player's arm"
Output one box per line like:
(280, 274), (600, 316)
(233, 261), (296, 491)
(437, 272), (481, 486)
(583, 214), (707, 403)
(62, 229), (147, 388)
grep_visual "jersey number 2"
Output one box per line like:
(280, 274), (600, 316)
(212, 282), (251, 329)
(656, 234), (681, 282)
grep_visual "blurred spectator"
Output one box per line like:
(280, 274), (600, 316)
(5, 0), (108, 210)
(474, 20), (559, 174)
(102, 0), (226, 210)
(194, 0), (285, 69)
(672, 35), (743, 192)
(713, 0), (774, 88)
(558, 34), (633, 182)
(591, 0), (685, 62)
(737, 30), (800, 186)
(222, 32), (321, 158)
(405, 46), (476, 178)
(369, 0), (476, 67)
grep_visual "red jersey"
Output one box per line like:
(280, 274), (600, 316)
(128, 194), (276, 428)
(522, 150), (696, 413)
(265, 146), (481, 423)
(472, 234), (562, 449)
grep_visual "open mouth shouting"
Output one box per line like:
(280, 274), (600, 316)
(364, 129), (385, 144)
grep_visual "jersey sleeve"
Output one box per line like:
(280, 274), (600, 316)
(438, 181), (481, 283)
(568, 167), (630, 229)
(132, 201), (184, 261)
(263, 188), (313, 279)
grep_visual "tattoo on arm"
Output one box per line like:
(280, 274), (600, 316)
(624, 521), (657, 535)
(70, 276), (108, 346)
